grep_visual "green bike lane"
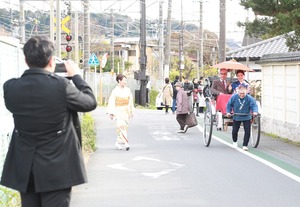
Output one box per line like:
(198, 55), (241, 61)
(196, 115), (300, 183)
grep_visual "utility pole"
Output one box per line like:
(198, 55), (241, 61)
(164, 0), (172, 81)
(50, 0), (54, 42)
(199, 0), (203, 78)
(10, 7), (13, 35)
(83, 0), (90, 76)
(178, 0), (184, 81)
(66, 1), (72, 60)
(110, 10), (115, 73)
(219, 0), (226, 62)
(158, 0), (164, 81)
(56, 0), (62, 58)
(19, 0), (25, 43)
(139, 0), (147, 106)
(74, 11), (79, 64)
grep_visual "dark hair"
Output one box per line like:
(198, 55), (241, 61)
(23, 36), (55, 68)
(165, 77), (170, 84)
(236, 70), (245, 75)
(175, 75), (179, 80)
(116, 74), (127, 82)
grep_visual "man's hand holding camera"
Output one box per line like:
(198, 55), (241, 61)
(64, 60), (80, 77)
(55, 58), (81, 78)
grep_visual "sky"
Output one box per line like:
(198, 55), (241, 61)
(2, 0), (254, 42)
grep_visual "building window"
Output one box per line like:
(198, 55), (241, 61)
(128, 50), (136, 56)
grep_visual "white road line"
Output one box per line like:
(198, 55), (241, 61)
(107, 156), (185, 179)
(107, 163), (135, 172)
(132, 156), (161, 162)
(196, 124), (300, 183)
(142, 169), (177, 179)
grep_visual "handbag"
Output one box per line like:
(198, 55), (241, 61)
(186, 112), (198, 128)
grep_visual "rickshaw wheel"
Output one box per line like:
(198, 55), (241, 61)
(203, 100), (213, 147)
(250, 115), (261, 148)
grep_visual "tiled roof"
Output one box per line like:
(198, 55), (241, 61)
(226, 33), (291, 60)
(258, 51), (300, 64)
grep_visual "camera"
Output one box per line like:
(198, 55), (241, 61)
(53, 57), (82, 79)
(55, 62), (67, 73)
(55, 62), (69, 79)
(54, 57), (70, 79)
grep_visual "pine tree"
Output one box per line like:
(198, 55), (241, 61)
(239, 0), (300, 51)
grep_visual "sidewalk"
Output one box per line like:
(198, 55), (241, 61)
(253, 131), (300, 168)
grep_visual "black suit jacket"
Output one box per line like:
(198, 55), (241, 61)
(1, 69), (97, 193)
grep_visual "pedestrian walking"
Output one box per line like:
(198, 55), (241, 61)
(107, 74), (134, 151)
(192, 78), (201, 116)
(175, 82), (189, 133)
(162, 77), (173, 114)
(0, 36), (97, 207)
(171, 75), (180, 114)
(226, 86), (258, 151)
(198, 77), (205, 113)
(183, 77), (194, 113)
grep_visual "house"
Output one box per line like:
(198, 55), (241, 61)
(226, 33), (290, 80)
(113, 37), (160, 79)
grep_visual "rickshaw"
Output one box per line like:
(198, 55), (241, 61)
(202, 60), (261, 148)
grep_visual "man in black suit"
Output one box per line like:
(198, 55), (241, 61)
(1, 36), (97, 207)
(211, 68), (232, 95)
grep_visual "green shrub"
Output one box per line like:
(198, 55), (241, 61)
(81, 112), (97, 153)
(0, 186), (21, 207)
(149, 89), (159, 107)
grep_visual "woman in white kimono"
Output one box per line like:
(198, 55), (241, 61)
(107, 74), (134, 151)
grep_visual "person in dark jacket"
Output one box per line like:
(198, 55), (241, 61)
(171, 75), (179, 114)
(1, 36), (97, 207)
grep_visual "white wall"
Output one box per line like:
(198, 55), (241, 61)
(0, 37), (26, 173)
(261, 61), (300, 141)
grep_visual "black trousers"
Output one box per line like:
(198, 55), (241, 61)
(21, 188), (72, 207)
(176, 113), (188, 130)
(232, 119), (251, 147)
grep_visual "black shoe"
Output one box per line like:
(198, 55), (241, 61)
(125, 143), (130, 151)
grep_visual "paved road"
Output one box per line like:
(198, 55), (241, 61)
(70, 107), (300, 207)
